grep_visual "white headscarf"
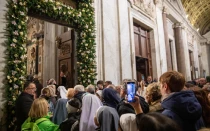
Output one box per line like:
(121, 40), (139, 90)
(120, 113), (138, 131)
(57, 86), (67, 99)
(79, 94), (103, 131)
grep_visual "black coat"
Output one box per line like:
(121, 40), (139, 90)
(117, 95), (149, 117)
(15, 92), (34, 131)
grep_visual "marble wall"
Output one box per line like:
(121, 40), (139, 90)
(0, 0), (7, 130)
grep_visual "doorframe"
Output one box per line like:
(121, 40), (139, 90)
(129, 7), (160, 80)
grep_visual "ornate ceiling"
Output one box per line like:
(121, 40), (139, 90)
(181, 0), (210, 35)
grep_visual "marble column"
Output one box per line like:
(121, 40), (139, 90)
(155, 6), (167, 74)
(173, 23), (186, 76)
(162, 7), (172, 71)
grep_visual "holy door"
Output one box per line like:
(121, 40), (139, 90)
(134, 24), (152, 81)
(57, 30), (75, 88)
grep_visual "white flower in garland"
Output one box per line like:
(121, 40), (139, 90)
(38, 5), (40, 8)
(14, 54), (18, 57)
(21, 55), (27, 60)
(19, 2), (23, 5)
(18, 25), (21, 29)
(19, 11), (24, 16)
(13, 39), (17, 43)
(12, 21), (16, 25)
(20, 32), (23, 36)
(19, 76), (25, 80)
(14, 84), (18, 89)
(7, 75), (10, 80)
(12, 70), (17, 75)
(9, 79), (12, 83)
(10, 43), (16, 47)
(13, 30), (18, 35)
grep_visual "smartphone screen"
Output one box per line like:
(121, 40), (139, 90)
(142, 75), (144, 80)
(127, 82), (136, 102)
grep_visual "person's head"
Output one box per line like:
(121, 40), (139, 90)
(197, 128), (210, 131)
(185, 82), (196, 89)
(48, 78), (56, 85)
(86, 84), (95, 94)
(28, 98), (48, 118)
(41, 87), (51, 98)
(193, 89), (210, 127)
(159, 71), (185, 95)
(74, 85), (85, 95)
(97, 80), (104, 90)
(138, 112), (181, 131)
(66, 88), (75, 99)
(104, 81), (112, 88)
(199, 78), (207, 86)
(103, 88), (120, 109)
(147, 76), (153, 83)
(115, 85), (122, 94)
(26, 75), (34, 82)
(24, 82), (36, 96)
(94, 106), (119, 131)
(120, 113), (138, 131)
(66, 98), (82, 114)
(107, 84), (116, 90)
(145, 82), (161, 104)
(80, 94), (103, 131)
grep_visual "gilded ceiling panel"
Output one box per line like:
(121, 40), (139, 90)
(181, 0), (210, 35)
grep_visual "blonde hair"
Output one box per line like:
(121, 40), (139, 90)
(67, 88), (75, 99)
(28, 98), (48, 118)
(146, 82), (162, 102)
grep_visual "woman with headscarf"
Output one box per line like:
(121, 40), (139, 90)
(52, 98), (68, 125)
(94, 106), (119, 131)
(102, 87), (120, 109)
(80, 94), (103, 131)
(120, 113), (138, 131)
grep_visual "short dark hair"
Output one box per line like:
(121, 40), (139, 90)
(23, 81), (34, 90)
(105, 81), (112, 85)
(97, 80), (104, 85)
(138, 112), (181, 131)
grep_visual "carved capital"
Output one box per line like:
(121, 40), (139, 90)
(173, 22), (183, 29)
(162, 6), (168, 14)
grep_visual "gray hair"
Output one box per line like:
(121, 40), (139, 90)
(86, 84), (95, 94)
(74, 85), (85, 92)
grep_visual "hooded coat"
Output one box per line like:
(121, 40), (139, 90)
(161, 90), (203, 131)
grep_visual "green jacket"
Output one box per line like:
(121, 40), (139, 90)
(22, 117), (60, 131)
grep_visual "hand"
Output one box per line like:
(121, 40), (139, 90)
(129, 96), (140, 108)
(140, 80), (145, 87)
(129, 96), (143, 114)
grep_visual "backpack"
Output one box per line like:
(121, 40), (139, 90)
(21, 118), (48, 131)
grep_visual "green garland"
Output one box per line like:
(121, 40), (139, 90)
(5, 0), (96, 129)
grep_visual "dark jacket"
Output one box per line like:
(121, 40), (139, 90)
(117, 95), (149, 117)
(161, 90), (203, 131)
(15, 92), (34, 131)
(60, 112), (81, 131)
(74, 91), (86, 103)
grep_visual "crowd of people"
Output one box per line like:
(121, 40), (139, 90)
(14, 71), (210, 131)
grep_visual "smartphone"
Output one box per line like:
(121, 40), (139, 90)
(127, 82), (136, 102)
(142, 75), (144, 80)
